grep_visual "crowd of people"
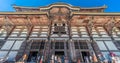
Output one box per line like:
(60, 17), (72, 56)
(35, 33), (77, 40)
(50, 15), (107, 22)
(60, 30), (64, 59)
(98, 52), (120, 63)
(46, 52), (120, 63)
(48, 55), (70, 63)
(38, 54), (97, 63)
(21, 52), (120, 63)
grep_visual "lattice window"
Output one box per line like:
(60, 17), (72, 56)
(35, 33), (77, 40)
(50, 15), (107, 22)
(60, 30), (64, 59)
(53, 23), (66, 34)
(55, 42), (64, 49)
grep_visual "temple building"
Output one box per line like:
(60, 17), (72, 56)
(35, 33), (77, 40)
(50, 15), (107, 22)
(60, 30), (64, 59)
(0, 2), (120, 63)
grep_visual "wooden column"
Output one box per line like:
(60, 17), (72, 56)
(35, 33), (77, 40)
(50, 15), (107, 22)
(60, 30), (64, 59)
(26, 16), (32, 31)
(4, 16), (13, 35)
(69, 39), (77, 62)
(105, 16), (115, 36)
(64, 40), (67, 56)
(87, 16), (93, 40)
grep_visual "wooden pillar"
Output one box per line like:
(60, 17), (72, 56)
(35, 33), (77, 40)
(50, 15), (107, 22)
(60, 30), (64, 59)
(64, 40), (67, 56)
(26, 16), (32, 31)
(53, 39), (55, 55)
(4, 16), (13, 35)
(104, 16), (115, 36)
(87, 16), (93, 40)
(69, 39), (77, 62)
(87, 16), (100, 62)
(87, 16), (94, 56)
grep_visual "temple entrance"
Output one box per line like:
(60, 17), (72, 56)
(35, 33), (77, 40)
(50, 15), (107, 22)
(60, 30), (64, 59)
(27, 51), (38, 62)
(54, 51), (64, 62)
(81, 51), (90, 62)
(55, 51), (64, 56)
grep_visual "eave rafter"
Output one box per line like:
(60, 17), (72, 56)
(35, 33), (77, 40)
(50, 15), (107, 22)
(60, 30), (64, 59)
(0, 16), (5, 25)
(0, 12), (49, 26)
(114, 17), (120, 27)
(71, 13), (120, 27)
(70, 15), (92, 26)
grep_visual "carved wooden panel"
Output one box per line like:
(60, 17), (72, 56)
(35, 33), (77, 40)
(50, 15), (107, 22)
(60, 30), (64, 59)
(0, 17), (5, 25)
(71, 15), (91, 26)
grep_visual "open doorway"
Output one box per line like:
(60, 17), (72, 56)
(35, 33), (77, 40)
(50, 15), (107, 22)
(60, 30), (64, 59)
(54, 51), (65, 62)
(27, 51), (38, 62)
(55, 51), (64, 56)
(81, 51), (90, 62)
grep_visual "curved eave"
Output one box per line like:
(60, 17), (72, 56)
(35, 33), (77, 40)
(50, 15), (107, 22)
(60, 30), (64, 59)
(80, 5), (107, 9)
(39, 2), (80, 10)
(80, 7), (105, 9)
(0, 12), (48, 15)
(72, 12), (120, 16)
(13, 5), (39, 9)
(12, 3), (107, 11)
(45, 2), (80, 8)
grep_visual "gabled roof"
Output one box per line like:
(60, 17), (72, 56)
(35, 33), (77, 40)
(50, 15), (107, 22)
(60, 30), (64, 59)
(12, 2), (106, 11)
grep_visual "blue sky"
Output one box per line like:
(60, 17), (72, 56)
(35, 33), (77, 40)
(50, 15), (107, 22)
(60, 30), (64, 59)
(0, 0), (120, 12)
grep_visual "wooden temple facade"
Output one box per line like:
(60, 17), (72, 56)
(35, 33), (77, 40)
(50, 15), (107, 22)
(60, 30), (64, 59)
(0, 2), (120, 63)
